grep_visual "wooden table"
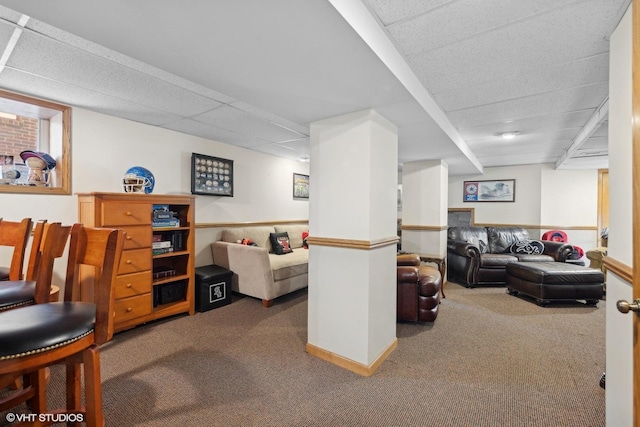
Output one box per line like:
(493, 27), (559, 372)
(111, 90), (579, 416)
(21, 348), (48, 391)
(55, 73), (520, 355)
(418, 254), (447, 298)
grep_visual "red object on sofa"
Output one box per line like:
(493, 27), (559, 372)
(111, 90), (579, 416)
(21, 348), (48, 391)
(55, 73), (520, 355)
(302, 231), (309, 249)
(542, 230), (568, 242)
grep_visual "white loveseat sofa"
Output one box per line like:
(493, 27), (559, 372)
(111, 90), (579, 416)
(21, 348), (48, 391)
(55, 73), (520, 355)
(211, 224), (309, 307)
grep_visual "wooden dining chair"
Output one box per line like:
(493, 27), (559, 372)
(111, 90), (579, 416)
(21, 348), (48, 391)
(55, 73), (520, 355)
(0, 221), (70, 311)
(0, 218), (32, 281)
(0, 224), (124, 426)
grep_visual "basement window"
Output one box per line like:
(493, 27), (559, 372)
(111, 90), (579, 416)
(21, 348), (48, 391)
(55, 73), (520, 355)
(0, 89), (70, 195)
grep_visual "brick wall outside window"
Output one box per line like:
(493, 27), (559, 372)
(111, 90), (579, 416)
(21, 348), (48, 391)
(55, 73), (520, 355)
(0, 116), (38, 164)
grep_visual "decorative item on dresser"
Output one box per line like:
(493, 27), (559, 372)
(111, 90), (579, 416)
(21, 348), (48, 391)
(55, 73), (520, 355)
(77, 192), (195, 332)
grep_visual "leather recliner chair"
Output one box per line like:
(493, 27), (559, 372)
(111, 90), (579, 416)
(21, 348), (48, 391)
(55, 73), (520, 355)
(397, 254), (442, 322)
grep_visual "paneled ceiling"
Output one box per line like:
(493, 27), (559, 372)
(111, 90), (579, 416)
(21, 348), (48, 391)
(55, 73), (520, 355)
(0, 0), (629, 174)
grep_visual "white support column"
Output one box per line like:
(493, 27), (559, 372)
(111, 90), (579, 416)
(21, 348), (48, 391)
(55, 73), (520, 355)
(306, 109), (398, 376)
(400, 160), (449, 256)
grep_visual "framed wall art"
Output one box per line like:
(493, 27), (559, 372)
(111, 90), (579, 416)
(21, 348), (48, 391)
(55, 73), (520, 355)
(191, 153), (233, 197)
(463, 179), (515, 202)
(293, 173), (309, 199)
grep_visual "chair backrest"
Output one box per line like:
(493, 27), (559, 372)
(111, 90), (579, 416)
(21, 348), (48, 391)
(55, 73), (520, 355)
(25, 220), (47, 281)
(64, 224), (124, 344)
(31, 222), (72, 304)
(0, 218), (33, 281)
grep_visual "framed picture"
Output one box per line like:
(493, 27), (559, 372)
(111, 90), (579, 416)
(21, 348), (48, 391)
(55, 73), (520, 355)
(191, 153), (233, 197)
(463, 179), (515, 202)
(293, 173), (309, 199)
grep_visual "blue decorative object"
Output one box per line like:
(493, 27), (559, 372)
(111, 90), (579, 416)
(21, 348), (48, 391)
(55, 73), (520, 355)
(123, 166), (155, 194)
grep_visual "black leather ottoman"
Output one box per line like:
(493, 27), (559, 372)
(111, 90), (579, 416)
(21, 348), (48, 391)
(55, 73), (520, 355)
(505, 261), (604, 306)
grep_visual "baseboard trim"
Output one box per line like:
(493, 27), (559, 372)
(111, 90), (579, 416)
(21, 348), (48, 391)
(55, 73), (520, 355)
(305, 338), (398, 377)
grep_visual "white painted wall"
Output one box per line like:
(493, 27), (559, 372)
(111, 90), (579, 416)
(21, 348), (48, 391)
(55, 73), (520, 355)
(449, 164), (543, 225)
(1, 108), (309, 280)
(540, 167), (599, 262)
(448, 163), (599, 262)
(606, 5), (633, 425)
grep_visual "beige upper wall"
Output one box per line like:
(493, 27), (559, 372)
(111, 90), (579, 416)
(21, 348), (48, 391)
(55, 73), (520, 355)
(448, 163), (598, 228)
(2, 107), (309, 272)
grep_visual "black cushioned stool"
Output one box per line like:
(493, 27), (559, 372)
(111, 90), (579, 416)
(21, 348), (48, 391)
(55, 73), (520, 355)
(506, 261), (604, 306)
(195, 265), (233, 312)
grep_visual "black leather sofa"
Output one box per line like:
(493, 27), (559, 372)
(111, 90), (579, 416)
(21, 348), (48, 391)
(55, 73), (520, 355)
(447, 226), (574, 288)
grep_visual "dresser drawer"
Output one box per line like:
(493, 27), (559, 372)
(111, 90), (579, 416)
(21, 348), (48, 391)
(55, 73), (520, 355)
(115, 271), (152, 299)
(114, 294), (152, 323)
(102, 202), (151, 226)
(122, 225), (152, 250)
(118, 248), (152, 275)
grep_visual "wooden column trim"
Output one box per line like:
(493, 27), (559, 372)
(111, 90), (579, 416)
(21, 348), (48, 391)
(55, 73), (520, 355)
(305, 338), (397, 377)
(401, 225), (448, 231)
(306, 236), (399, 250)
(603, 256), (633, 284)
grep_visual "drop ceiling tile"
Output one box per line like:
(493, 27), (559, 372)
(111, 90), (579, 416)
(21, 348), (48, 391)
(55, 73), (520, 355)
(478, 151), (565, 167)
(162, 118), (260, 148)
(407, 0), (624, 94)
(0, 68), (182, 125)
(364, 0), (454, 26)
(386, 0), (578, 57)
(249, 141), (308, 161)
(24, 17), (236, 105)
(9, 30), (223, 118)
(447, 83), (608, 129)
(0, 16), (17, 46)
(591, 122), (608, 138)
(577, 136), (608, 151)
(435, 53), (609, 111)
(192, 104), (307, 143)
(457, 110), (594, 141)
(231, 100), (309, 136)
(466, 128), (578, 150)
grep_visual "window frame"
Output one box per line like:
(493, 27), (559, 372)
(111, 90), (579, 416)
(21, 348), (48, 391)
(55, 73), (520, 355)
(0, 89), (71, 195)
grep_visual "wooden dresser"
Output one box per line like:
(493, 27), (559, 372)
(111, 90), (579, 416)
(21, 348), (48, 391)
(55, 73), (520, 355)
(77, 192), (195, 332)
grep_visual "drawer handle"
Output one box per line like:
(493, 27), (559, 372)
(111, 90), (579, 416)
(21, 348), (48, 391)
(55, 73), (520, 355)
(126, 260), (132, 264)
(126, 283), (132, 288)
(126, 235), (132, 240)
(126, 211), (132, 216)
(126, 307), (133, 312)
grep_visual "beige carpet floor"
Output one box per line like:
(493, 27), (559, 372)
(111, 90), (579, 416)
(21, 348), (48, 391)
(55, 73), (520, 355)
(2, 282), (605, 426)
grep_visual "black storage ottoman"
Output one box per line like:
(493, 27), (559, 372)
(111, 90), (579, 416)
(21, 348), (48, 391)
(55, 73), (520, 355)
(195, 265), (233, 312)
(506, 261), (604, 306)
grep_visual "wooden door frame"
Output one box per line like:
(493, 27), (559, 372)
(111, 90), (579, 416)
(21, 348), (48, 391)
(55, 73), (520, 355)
(597, 169), (609, 247)
(632, 0), (640, 422)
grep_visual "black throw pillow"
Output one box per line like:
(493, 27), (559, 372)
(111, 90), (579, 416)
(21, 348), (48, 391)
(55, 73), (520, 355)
(270, 232), (293, 255)
(509, 240), (544, 255)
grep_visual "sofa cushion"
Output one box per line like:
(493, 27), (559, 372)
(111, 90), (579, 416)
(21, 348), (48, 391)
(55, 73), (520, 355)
(270, 232), (293, 255)
(448, 226), (488, 245)
(221, 226), (275, 250)
(275, 224), (308, 249)
(516, 254), (554, 262)
(486, 227), (530, 254)
(269, 250), (309, 281)
(480, 253), (518, 267)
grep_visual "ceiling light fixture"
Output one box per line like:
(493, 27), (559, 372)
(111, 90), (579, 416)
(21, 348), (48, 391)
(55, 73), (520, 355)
(501, 132), (519, 140)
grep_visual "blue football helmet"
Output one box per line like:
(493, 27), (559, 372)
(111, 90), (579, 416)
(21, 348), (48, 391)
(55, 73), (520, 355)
(123, 166), (155, 194)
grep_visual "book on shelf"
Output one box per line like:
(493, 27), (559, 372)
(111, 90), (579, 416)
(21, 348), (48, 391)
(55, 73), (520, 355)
(152, 219), (180, 228)
(153, 247), (174, 255)
(152, 240), (172, 249)
(169, 230), (185, 251)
